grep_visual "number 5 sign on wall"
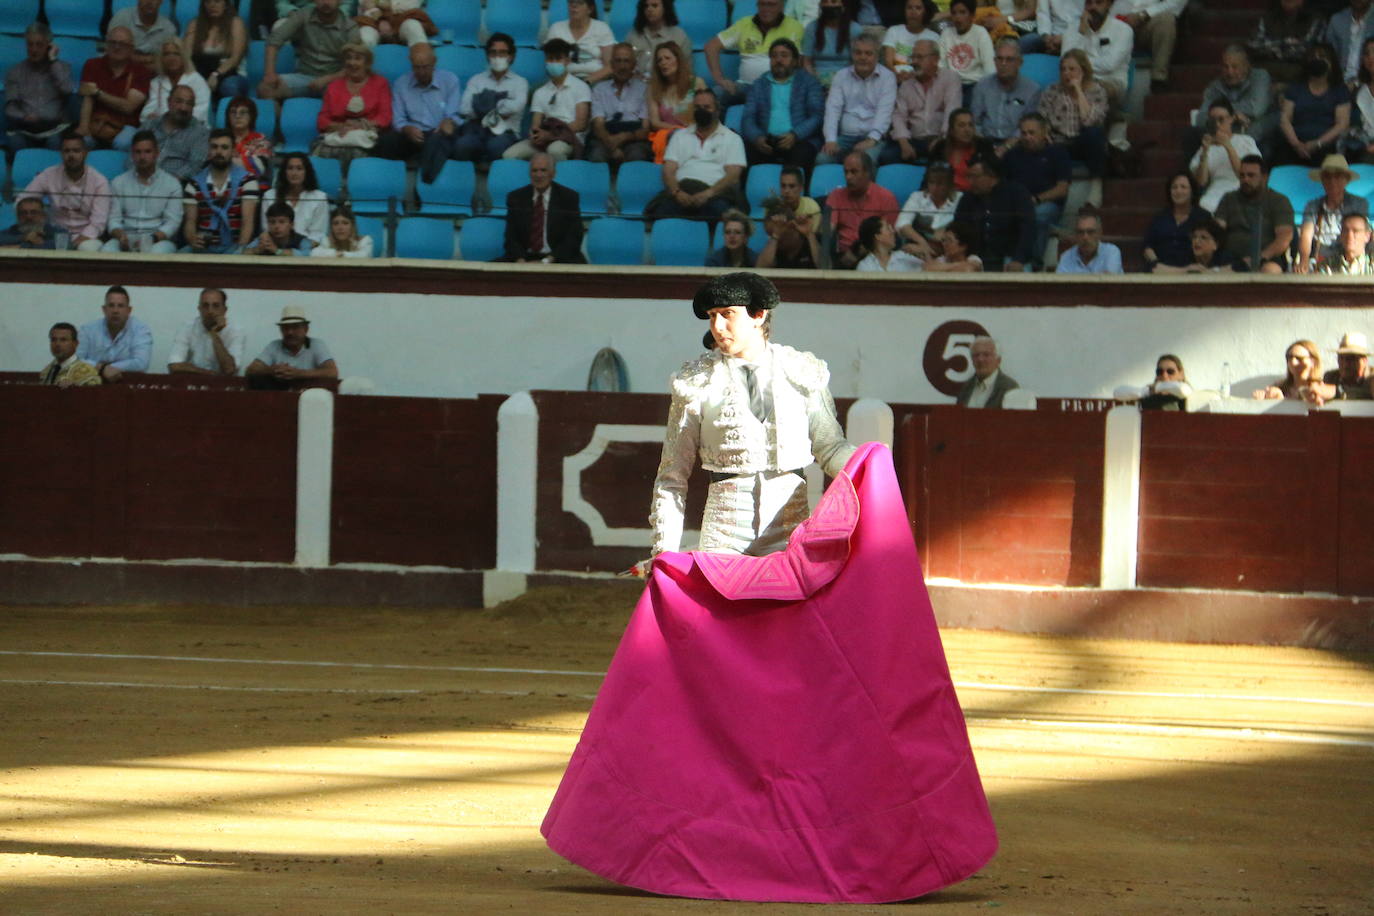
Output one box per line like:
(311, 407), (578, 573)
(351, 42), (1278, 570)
(922, 320), (990, 397)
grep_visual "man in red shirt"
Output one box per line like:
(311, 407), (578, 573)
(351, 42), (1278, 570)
(825, 150), (898, 268)
(77, 26), (151, 149)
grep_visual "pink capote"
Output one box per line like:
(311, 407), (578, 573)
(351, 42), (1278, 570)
(541, 442), (997, 903)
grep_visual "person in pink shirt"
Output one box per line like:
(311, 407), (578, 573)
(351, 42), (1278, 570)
(824, 150), (898, 267)
(20, 130), (111, 251)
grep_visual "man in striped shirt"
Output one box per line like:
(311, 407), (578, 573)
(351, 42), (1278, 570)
(181, 129), (261, 254)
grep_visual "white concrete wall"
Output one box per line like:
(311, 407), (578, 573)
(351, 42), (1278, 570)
(4, 280), (1372, 402)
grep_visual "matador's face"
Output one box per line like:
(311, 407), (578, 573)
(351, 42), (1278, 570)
(708, 306), (766, 359)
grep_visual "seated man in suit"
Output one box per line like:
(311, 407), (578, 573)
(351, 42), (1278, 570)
(502, 152), (586, 264)
(956, 336), (1020, 408)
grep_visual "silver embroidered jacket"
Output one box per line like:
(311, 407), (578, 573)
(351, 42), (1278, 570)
(649, 343), (856, 555)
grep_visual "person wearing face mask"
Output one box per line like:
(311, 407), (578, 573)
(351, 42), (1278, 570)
(454, 33), (529, 164)
(644, 89), (749, 221)
(503, 39), (592, 162)
(1277, 43), (1352, 166)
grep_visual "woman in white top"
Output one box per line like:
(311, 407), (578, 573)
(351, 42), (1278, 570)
(262, 153), (331, 245)
(855, 216), (925, 271)
(882, 0), (940, 80)
(547, 0), (615, 84)
(311, 208), (375, 258)
(1190, 98), (1260, 212)
(625, 0), (692, 80)
(183, 0), (249, 100)
(145, 40), (212, 125)
(939, 0), (996, 88)
(896, 160), (960, 256)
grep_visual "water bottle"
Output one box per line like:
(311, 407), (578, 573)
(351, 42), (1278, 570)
(1220, 362), (1231, 399)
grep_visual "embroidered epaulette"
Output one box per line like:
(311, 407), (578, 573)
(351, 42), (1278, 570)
(670, 352), (719, 396)
(774, 345), (829, 391)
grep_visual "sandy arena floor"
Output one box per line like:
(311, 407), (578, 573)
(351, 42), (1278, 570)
(1, 584), (1371, 915)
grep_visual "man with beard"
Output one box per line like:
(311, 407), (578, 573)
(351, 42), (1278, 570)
(645, 89), (747, 222)
(77, 286), (154, 383)
(741, 38), (824, 169)
(1061, 0), (1133, 104)
(103, 129), (183, 254)
(182, 129), (262, 254)
(245, 306), (340, 389)
(1213, 154), (1293, 273)
(142, 84), (211, 182)
(705, 0), (804, 107)
(19, 130), (110, 251)
(168, 287), (248, 376)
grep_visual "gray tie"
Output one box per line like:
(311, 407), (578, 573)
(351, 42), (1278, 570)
(742, 365), (767, 423)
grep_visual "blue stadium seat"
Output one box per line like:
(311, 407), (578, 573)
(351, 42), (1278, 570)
(680, 0), (729, 46)
(279, 97), (323, 150)
(556, 159), (611, 217)
(111, 0), (176, 21)
(607, 0), (636, 38)
(435, 44), (487, 80)
(651, 217), (709, 265)
(1269, 165), (1322, 224)
(0, 202), (14, 233)
(11, 148), (60, 192)
(417, 160), (476, 215)
(1349, 164), (1374, 199)
(0, 1), (40, 36)
(724, 105), (743, 132)
(809, 162), (845, 199)
(87, 149), (128, 181)
(614, 160), (662, 215)
(345, 157), (407, 213)
(511, 46), (547, 89)
(427, 0), (483, 43)
(548, 0), (602, 23)
(485, 158), (528, 216)
(1021, 53), (1059, 88)
(485, 0), (543, 47)
(0, 36), (25, 71)
(877, 163), (925, 205)
(246, 41), (296, 85)
(586, 217), (646, 265)
(396, 217), (457, 259)
(372, 43), (411, 83)
(459, 216), (506, 261)
(44, 0), (105, 38)
(744, 163), (781, 217)
(694, 49), (739, 89)
(733, 0), (759, 20)
(355, 215), (388, 256)
(58, 38), (101, 73)
(311, 156), (343, 199)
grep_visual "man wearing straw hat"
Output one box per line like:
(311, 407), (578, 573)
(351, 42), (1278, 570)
(1296, 154), (1368, 273)
(1321, 331), (1374, 399)
(245, 306), (340, 389)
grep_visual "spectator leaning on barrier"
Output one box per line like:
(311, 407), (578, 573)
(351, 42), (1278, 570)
(104, 129), (184, 254)
(706, 0), (805, 107)
(502, 153), (586, 264)
(587, 43), (653, 166)
(503, 39), (592, 162)
(1213, 154), (1294, 273)
(246, 306), (340, 388)
(1055, 207), (1123, 273)
(818, 33), (896, 166)
(883, 38), (962, 165)
(78, 286), (154, 383)
(756, 197), (822, 268)
(145, 84), (213, 182)
(312, 206), (374, 257)
(20, 130), (111, 252)
(78, 26), (153, 150)
(246, 201), (316, 256)
(953, 154), (1035, 271)
(1255, 339), (1336, 402)
(182, 128), (262, 255)
(1321, 331), (1374, 398)
(4, 22), (75, 152)
(645, 89), (748, 222)
(826, 149), (900, 267)
(454, 34), (528, 164)
(706, 209), (758, 268)
(1318, 213), (1374, 274)
(168, 287), (248, 376)
(956, 336), (1019, 408)
(40, 323), (102, 388)
(741, 38), (825, 170)
(0, 198), (62, 250)
(259, 0), (361, 101)
(374, 43), (462, 182)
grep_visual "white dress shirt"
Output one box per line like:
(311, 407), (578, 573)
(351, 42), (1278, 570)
(965, 369), (1001, 408)
(167, 317), (248, 374)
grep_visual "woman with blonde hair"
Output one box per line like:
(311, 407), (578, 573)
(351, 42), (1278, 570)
(1037, 48), (1107, 177)
(145, 39), (212, 124)
(183, 0), (249, 100)
(311, 208), (375, 258)
(1255, 339), (1336, 400)
(647, 41), (705, 159)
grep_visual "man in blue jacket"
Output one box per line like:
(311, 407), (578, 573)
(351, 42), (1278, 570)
(740, 39), (823, 169)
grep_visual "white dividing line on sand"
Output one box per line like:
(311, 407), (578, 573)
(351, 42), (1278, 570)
(0, 678), (595, 700)
(970, 715), (1374, 750)
(3, 650), (1372, 710)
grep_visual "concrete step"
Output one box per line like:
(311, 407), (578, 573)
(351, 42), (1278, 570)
(1145, 93), (1199, 121)
(1102, 178), (1162, 206)
(1128, 119), (1192, 149)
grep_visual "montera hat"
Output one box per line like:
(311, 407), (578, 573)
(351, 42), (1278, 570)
(692, 272), (781, 319)
(278, 306), (309, 325)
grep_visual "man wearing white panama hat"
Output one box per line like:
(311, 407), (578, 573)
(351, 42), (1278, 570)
(1296, 153), (1368, 272)
(1322, 331), (1373, 399)
(245, 306), (339, 389)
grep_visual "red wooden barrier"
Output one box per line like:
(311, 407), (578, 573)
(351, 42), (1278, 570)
(331, 395), (500, 568)
(0, 385), (297, 562)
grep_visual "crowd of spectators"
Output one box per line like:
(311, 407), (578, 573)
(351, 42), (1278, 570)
(5, 0), (1374, 273)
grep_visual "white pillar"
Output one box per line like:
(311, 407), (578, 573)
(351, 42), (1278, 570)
(295, 387), (334, 568)
(1100, 405), (1142, 590)
(490, 392), (538, 606)
(846, 398), (894, 447)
